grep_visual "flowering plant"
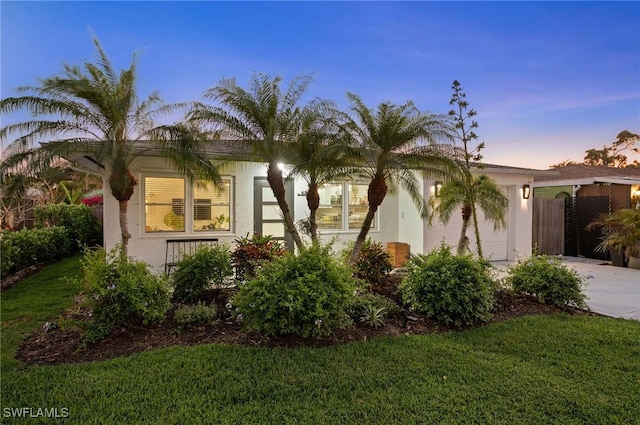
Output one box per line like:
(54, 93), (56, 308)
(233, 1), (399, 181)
(82, 195), (103, 206)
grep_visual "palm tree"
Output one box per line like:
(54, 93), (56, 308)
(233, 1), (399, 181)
(429, 80), (508, 258)
(0, 38), (221, 255)
(188, 73), (315, 250)
(336, 92), (455, 265)
(429, 171), (508, 257)
(285, 105), (349, 243)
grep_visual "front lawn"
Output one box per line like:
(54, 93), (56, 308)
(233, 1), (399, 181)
(1, 259), (639, 424)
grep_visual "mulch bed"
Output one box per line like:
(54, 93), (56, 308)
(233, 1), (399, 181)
(15, 275), (593, 366)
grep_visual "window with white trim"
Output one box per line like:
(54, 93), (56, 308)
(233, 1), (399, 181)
(143, 176), (232, 233)
(317, 182), (373, 231)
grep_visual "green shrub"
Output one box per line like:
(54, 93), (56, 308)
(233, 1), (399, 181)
(173, 302), (218, 333)
(506, 254), (587, 308)
(81, 246), (170, 342)
(0, 226), (72, 277)
(34, 203), (101, 248)
(231, 233), (286, 281)
(232, 244), (355, 338)
(400, 243), (495, 327)
(342, 239), (393, 285)
(171, 244), (233, 304)
(345, 293), (401, 325)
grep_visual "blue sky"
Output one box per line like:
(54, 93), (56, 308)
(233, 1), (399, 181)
(1, 1), (639, 169)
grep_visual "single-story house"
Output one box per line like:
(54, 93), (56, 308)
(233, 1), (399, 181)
(68, 142), (550, 272)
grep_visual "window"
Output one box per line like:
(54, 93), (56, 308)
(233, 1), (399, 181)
(347, 183), (369, 229)
(144, 176), (232, 233)
(317, 182), (374, 231)
(193, 180), (231, 232)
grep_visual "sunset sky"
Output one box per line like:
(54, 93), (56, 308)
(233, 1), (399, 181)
(2, 1), (639, 169)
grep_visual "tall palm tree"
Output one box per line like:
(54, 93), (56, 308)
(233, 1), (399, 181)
(337, 92), (455, 265)
(285, 105), (349, 243)
(429, 80), (508, 258)
(0, 38), (221, 255)
(188, 73), (315, 250)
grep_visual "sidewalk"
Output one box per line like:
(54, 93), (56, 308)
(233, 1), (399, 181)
(492, 256), (640, 321)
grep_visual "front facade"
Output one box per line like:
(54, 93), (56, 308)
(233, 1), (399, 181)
(90, 152), (545, 272)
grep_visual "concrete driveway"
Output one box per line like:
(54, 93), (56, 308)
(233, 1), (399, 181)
(493, 256), (640, 321)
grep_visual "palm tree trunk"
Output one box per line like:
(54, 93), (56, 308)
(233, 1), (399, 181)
(349, 176), (387, 265)
(306, 183), (320, 244)
(457, 204), (472, 256)
(348, 207), (378, 265)
(471, 203), (483, 258)
(118, 199), (131, 258)
(267, 163), (303, 250)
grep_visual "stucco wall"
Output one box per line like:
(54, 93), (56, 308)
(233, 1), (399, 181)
(104, 157), (398, 272)
(422, 173), (533, 261)
(103, 158), (535, 269)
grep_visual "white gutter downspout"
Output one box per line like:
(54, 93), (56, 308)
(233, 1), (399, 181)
(572, 185), (581, 197)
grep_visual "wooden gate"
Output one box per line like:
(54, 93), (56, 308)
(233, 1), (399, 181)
(574, 196), (609, 260)
(533, 198), (565, 255)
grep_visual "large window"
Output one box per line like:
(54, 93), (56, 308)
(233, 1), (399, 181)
(144, 176), (232, 233)
(317, 182), (373, 231)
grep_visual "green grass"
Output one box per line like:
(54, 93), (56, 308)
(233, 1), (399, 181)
(1, 259), (639, 424)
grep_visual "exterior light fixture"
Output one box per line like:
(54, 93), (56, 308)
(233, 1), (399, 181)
(435, 181), (443, 198)
(522, 184), (531, 200)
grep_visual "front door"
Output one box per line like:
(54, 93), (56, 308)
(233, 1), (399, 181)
(253, 177), (294, 251)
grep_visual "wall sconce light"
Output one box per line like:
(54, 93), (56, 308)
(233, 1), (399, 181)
(522, 184), (531, 200)
(297, 190), (308, 197)
(435, 181), (443, 198)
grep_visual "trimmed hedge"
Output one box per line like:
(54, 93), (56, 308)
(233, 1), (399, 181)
(34, 204), (102, 248)
(1, 226), (73, 278)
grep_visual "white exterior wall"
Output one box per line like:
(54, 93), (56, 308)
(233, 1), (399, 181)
(397, 173), (425, 258)
(102, 157), (534, 270)
(104, 157), (400, 272)
(423, 173), (533, 261)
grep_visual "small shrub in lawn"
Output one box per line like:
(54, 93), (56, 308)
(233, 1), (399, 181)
(231, 233), (286, 281)
(400, 243), (496, 327)
(506, 253), (587, 308)
(232, 243), (355, 338)
(342, 239), (393, 285)
(173, 302), (218, 333)
(345, 293), (401, 326)
(81, 245), (170, 341)
(171, 244), (233, 304)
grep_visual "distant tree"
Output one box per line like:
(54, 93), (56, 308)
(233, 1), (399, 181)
(586, 130), (640, 168)
(0, 38), (221, 255)
(429, 80), (508, 258)
(552, 130), (639, 169)
(550, 159), (578, 168)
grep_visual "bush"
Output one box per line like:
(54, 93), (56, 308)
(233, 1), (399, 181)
(506, 254), (587, 308)
(0, 226), (72, 277)
(345, 293), (401, 327)
(232, 244), (356, 338)
(80, 246), (170, 341)
(342, 239), (393, 285)
(173, 302), (218, 333)
(171, 244), (233, 304)
(34, 203), (101, 248)
(400, 243), (495, 327)
(231, 233), (286, 281)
